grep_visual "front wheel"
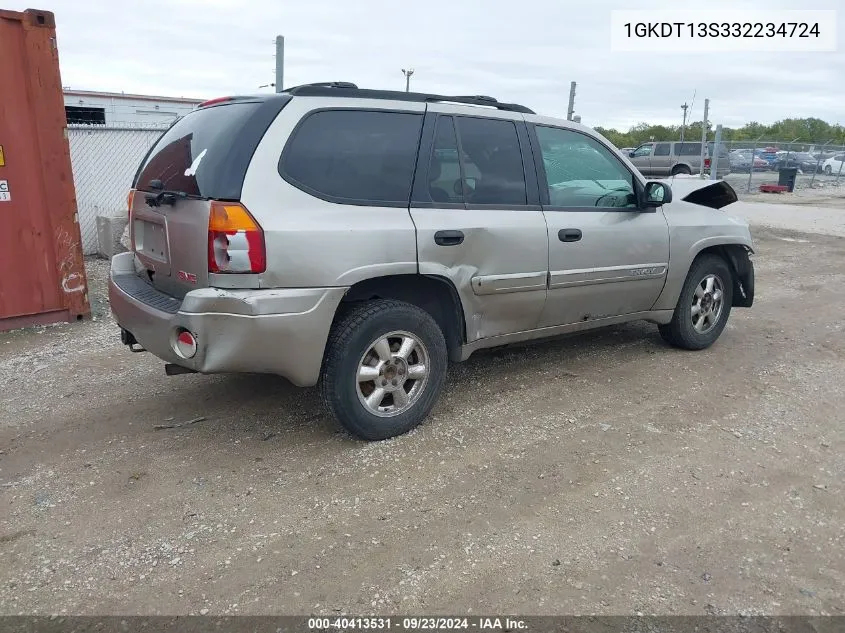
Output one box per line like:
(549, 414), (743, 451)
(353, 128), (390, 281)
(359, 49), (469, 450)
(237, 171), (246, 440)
(659, 255), (733, 350)
(824, 165), (832, 175)
(318, 299), (448, 441)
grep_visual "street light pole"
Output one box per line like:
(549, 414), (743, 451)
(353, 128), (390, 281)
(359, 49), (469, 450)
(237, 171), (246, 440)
(680, 102), (689, 142)
(401, 68), (415, 92)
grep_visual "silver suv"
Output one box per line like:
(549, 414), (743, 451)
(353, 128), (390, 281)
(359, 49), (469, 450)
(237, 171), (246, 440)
(109, 83), (754, 440)
(628, 141), (731, 178)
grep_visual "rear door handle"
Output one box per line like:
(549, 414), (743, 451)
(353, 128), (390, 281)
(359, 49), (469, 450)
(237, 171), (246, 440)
(558, 228), (582, 242)
(434, 230), (465, 246)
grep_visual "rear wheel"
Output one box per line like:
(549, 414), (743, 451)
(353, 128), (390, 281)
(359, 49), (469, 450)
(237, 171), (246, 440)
(659, 255), (733, 350)
(672, 165), (692, 176)
(318, 300), (448, 440)
(824, 165), (833, 175)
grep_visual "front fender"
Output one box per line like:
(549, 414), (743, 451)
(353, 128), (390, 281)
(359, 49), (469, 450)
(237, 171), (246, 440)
(654, 235), (755, 311)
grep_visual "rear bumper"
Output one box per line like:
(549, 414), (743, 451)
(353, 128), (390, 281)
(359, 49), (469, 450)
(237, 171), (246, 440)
(108, 252), (346, 387)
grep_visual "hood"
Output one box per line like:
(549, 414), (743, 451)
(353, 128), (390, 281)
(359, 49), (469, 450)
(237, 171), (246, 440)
(657, 175), (738, 210)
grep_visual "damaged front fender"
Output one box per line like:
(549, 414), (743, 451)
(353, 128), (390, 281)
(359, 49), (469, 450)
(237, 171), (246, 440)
(664, 177), (739, 210)
(725, 245), (754, 308)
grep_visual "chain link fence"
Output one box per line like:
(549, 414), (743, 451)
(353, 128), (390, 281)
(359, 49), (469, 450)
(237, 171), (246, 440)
(716, 140), (845, 194)
(68, 123), (168, 255)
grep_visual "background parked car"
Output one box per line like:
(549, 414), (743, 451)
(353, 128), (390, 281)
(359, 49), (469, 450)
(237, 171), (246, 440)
(773, 152), (821, 173)
(754, 147), (780, 170)
(729, 149), (768, 173)
(628, 141), (730, 178)
(822, 154), (845, 176)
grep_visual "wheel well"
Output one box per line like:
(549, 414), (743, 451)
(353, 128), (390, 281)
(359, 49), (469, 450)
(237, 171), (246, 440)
(694, 244), (754, 308)
(340, 275), (466, 362)
(672, 163), (692, 174)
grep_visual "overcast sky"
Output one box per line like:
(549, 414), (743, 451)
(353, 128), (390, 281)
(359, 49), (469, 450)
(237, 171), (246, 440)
(18, 0), (845, 130)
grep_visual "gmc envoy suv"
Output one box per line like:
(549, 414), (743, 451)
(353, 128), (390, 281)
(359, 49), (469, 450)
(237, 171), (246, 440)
(109, 82), (754, 441)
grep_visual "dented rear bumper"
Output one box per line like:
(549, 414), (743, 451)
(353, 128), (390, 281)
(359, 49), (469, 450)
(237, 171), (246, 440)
(108, 252), (346, 387)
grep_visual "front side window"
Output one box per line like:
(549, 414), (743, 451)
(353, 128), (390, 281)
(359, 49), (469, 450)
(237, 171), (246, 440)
(455, 117), (527, 206)
(631, 145), (652, 157)
(281, 109), (423, 204)
(535, 126), (637, 209)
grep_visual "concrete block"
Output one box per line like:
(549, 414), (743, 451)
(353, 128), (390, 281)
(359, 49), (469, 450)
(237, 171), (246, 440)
(96, 214), (129, 259)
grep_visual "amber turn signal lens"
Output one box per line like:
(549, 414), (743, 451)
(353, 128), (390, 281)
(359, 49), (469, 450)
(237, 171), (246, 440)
(208, 201), (262, 232)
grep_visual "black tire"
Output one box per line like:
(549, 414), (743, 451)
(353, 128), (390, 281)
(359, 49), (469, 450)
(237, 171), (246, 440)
(318, 299), (448, 441)
(658, 255), (733, 350)
(672, 165), (692, 176)
(824, 165), (832, 175)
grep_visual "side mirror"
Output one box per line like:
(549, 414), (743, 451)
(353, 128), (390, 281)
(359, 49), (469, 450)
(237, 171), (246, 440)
(628, 151), (636, 158)
(643, 181), (672, 207)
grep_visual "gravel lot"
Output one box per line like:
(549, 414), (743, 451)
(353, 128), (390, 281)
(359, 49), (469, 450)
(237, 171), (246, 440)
(1, 215), (844, 616)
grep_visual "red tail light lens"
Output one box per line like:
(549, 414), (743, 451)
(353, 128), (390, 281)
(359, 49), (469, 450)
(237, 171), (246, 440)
(704, 158), (712, 168)
(198, 96), (234, 108)
(207, 201), (266, 274)
(127, 189), (136, 251)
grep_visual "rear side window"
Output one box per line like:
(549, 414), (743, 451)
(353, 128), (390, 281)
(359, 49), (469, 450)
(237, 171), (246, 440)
(134, 99), (287, 200)
(653, 143), (670, 156)
(456, 117), (527, 206)
(428, 117), (465, 204)
(678, 142), (702, 156)
(280, 110), (423, 205)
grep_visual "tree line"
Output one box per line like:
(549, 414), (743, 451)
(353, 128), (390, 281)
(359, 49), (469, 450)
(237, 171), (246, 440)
(594, 118), (845, 149)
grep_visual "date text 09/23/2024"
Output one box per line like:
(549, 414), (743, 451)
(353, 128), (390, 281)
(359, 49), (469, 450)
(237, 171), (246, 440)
(308, 617), (527, 630)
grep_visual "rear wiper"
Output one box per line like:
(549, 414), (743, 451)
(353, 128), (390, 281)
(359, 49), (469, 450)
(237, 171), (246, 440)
(144, 180), (195, 207)
(144, 189), (188, 207)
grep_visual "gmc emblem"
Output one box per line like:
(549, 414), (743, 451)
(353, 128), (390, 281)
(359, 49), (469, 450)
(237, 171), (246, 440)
(177, 270), (198, 284)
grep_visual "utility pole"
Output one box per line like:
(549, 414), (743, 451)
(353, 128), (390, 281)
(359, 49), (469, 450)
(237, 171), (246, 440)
(566, 81), (576, 121)
(699, 98), (709, 179)
(275, 35), (284, 93)
(710, 124), (723, 180)
(680, 102), (689, 142)
(401, 68), (414, 92)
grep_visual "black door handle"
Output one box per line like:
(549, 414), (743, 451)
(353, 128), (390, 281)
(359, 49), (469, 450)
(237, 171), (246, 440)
(558, 228), (582, 242)
(434, 230), (465, 246)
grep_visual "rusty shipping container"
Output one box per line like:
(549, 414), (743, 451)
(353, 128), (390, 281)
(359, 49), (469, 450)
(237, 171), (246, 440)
(0, 8), (90, 331)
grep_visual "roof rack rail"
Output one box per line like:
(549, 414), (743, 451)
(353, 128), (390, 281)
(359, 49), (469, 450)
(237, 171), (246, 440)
(284, 81), (359, 91)
(282, 84), (534, 114)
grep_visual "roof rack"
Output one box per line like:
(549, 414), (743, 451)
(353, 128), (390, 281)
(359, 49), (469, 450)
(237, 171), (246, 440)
(282, 83), (534, 114)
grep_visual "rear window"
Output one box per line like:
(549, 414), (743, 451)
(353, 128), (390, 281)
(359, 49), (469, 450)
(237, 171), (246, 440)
(133, 98), (287, 200)
(280, 110), (423, 206)
(707, 142), (730, 157)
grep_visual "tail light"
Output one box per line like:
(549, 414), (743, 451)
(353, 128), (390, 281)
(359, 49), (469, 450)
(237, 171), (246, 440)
(127, 189), (136, 251)
(207, 201), (266, 274)
(704, 158), (712, 168)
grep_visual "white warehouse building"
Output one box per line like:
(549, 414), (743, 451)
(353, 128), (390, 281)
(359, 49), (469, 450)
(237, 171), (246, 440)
(63, 89), (203, 126)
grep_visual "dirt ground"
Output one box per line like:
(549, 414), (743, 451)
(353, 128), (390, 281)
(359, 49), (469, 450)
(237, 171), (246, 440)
(1, 222), (844, 617)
